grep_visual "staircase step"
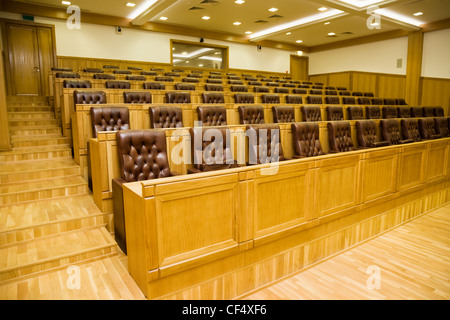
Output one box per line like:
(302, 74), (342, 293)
(10, 126), (62, 136)
(0, 176), (89, 206)
(8, 112), (55, 120)
(0, 195), (111, 246)
(0, 145), (71, 162)
(7, 106), (53, 113)
(0, 226), (117, 283)
(11, 135), (71, 148)
(8, 118), (61, 127)
(0, 159), (81, 184)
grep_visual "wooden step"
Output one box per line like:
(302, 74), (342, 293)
(0, 159), (81, 184)
(10, 125), (62, 136)
(8, 118), (61, 127)
(0, 226), (118, 283)
(0, 145), (71, 162)
(7, 106), (53, 113)
(11, 135), (71, 148)
(0, 176), (89, 206)
(8, 112), (55, 120)
(0, 195), (112, 246)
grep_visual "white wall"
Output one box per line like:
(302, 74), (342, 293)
(422, 28), (450, 79)
(308, 37), (409, 75)
(0, 12), (294, 73)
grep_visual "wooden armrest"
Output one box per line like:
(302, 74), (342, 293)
(292, 155), (305, 159)
(170, 171), (182, 176)
(401, 139), (414, 144)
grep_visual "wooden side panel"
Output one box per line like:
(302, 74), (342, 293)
(352, 72), (377, 95)
(397, 144), (427, 191)
(378, 74), (406, 99)
(421, 77), (450, 115)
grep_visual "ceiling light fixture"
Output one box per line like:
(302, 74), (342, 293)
(62, 1), (71, 5)
(374, 8), (424, 27)
(413, 12), (423, 16)
(199, 64), (204, 67)
(202, 16), (211, 20)
(233, 22), (241, 25)
(331, 0), (386, 9)
(318, 7), (328, 11)
(269, 8), (278, 12)
(248, 9), (345, 40)
(127, 0), (159, 20)
(235, 0), (245, 4)
(286, 32), (291, 35)
(328, 32), (336, 36)
(296, 40), (303, 43)
(245, 31), (253, 34)
(126, 2), (136, 7)
(159, 16), (168, 20)
(324, 22), (330, 25)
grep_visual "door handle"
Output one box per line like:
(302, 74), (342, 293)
(34, 67), (40, 72)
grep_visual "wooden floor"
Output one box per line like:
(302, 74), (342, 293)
(244, 204), (450, 300)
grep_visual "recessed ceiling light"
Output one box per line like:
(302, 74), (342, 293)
(374, 8), (424, 27)
(186, 61), (189, 63)
(235, 0), (245, 4)
(286, 32), (291, 35)
(182, 52), (188, 55)
(296, 40), (303, 43)
(233, 22), (241, 25)
(413, 12), (423, 16)
(318, 7), (328, 11)
(269, 8), (278, 12)
(215, 52), (221, 54)
(128, 0), (159, 20)
(245, 31), (253, 34)
(202, 16), (210, 20)
(328, 32), (336, 36)
(62, 1), (71, 5)
(324, 21), (330, 25)
(126, 2), (136, 7)
(199, 64), (204, 67)
(160, 16), (168, 20)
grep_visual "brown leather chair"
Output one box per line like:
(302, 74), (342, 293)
(381, 119), (413, 145)
(175, 83), (195, 91)
(366, 106), (381, 119)
(73, 90), (107, 105)
(282, 83), (296, 88)
(55, 72), (80, 79)
(113, 69), (132, 75)
(155, 76), (174, 82)
(339, 91), (351, 96)
(248, 81), (263, 86)
(205, 84), (224, 92)
(325, 90), (338, 96)
(63, 80), (92, 88)
(423, 107), (436, 117)
(143, 82), (165, 90)
(105, 81), (131, 89)
(52, 67), (73, 72)
(292, 88), (307, 95)
(419, 118), (441, 139)
(123, 92), (152, 104)
(83, 68), (103, 73)
(128, 67), (142, 71)
(197, 106), (227, 126)
(261, 94), (280, 104)
(342, 97), (356, 105)
(336, 87), (347, 91)
(126, 75), (146, 81)
(347, 106), (364, 120)
(291, 122), (324, 158)
(401, 118), (421, 142)
(149, 106), (183, 128)
(254, 86), (270, 93)
(356, 120), (389, 148)
(397, 106), (411, 118)
(306, 95), (323, 104)
(309, 89), (323, 95)
(352, 92), (363, 97)
(272, 106), (295, 123)
(285, 95), (302, 104)
(357, 97), (371, 105)
(166, 92), (191, 104)
(202, 92), (225, 104)
(383, 98), (396, 105)
(112, 130), (180, 254)
(189, 127), (238, 173)
(90, 107), (130, 138)
(238, 105), (265, 124)
(327, 121), (355, 153)
(230, 85), (248, 92)
(234, 93), (254, 104)
(298, 85), (310, 89)
(246, 124), (285, 165)
(382, 106), (398, 119)
(274, 87), (289, 94)
(209, 75), (222, 79)
(301, 106), (322, 122)
(325, 96), (340, 105)
(103, 65), (119, 69)
(434, 107), (445, 117)
(410, 107), (423, 118)
(267, 82), (279, 87)
(229, 81), (244, 86)
(183, 77), (199, 83)
(396, 98), (407, 105)
(364, 92), (375, 97)
(312, 85), (323, 90)
(93, 73), (115, 80)
(371, 98), (383, 105)
(165, 72), (180, 77)
(434, 117), (450, 137)
(141, 71), (157, 76)
(326, 106), (344, 121)
(206, 79), (222, 84)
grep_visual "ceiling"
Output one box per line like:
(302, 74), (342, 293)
(8, 0), (450, 48)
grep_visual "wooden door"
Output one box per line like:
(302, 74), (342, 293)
(2, 21), (56, 96)
(290, 55), (309, 81)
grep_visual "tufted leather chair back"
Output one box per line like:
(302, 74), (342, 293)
(401, 119), (421, 142)
(325, 96), (340, 105)
(141, 71), (157, 76)
(261, 94), (280, 104)
(113, 70), (132, 75)
(166, 92), (191, 104)
(238, 105), (265, 124)
(371, 98), (383, 105)
(434, 117), (450, 137)
(246, 124), (285, 164)
(381, 119), (403, 145)
(356, 120), (378, 147)
(434, 107), (445, 117)
(328, 121), (354, 152)
(254, 86), (269, 93)
(116, 130), (171, 182)
(326, 106), (344, 121)
(123, 92), (152, 104)
(190, 127), (237, 172)
(419, 118), (441, 139)
(52, 67), (72, 72)
(188, 73), (202, 78)
(422, 107), (435, 117)
(347, 106), (364, 120)
(155, 76), (174, 82)
(63, 80), (92, 89)
(397, 107), (411, 118)
(352, 92), (363, 96)
(292, 88), (307, 95)
(301, 106), (322, 122)
(149, 106), (183, 129)
(144, 82), (165, 90)
(197, 106), (227, 126)
(285, 95), (302, 104)
(339, 91), (351, 96)
(298, 85), (310, 89)
(309, 89), (322, 95)
(90, 107), (130, 138)
(336, 87), (347, 91)
(202, 92), (225, 104)
(272, 106), (295, 123)
(248, 81), (262, 86)
(128, 67), (142, 71)
(410, 107), (423, 118)
(291, 122), (324, 157)
(209, 75), (222, 79)
(306, 95), (323, 104)
(396, 98), (407, 105)
(94, 73), (115, 80)
(183, 77), (199, 83)
(356, 97), (370, 105)
(283, 83), (296, 88)
(229, 81), (244, 86)
(74, 90), (107, 105)
(234, 93), (254, 104)
(55, 72), (80, 79)
(267, 82), (279, 87)
(342, 97), (356, 105)
(366, 106), (381, 119)
(274, 87), (289, 94)
(105, 81), (131, 89)
(230, 85), (248, 92)
(382, 106), (398, 119)
(383, 98), (396, 105)
(325, 90), (337, 96)
(83, 68), (103, 73)
(165, 72), (180, 77)
(205, 84), (224, 91)
(104, 65), (119, 69)
(126, 75), (146, 81)
(364, 92), (375, 97)
(175, 83), (195, 91)
(206, 79), (222, 84)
